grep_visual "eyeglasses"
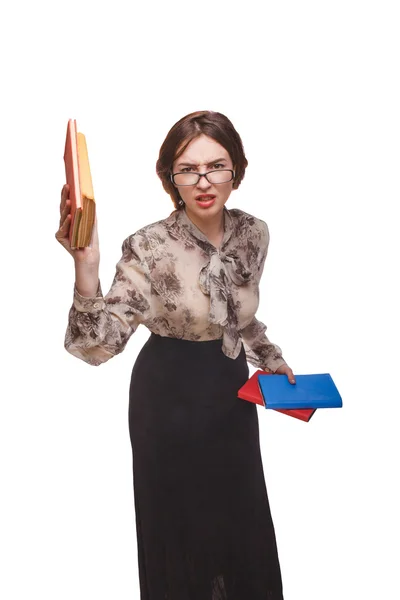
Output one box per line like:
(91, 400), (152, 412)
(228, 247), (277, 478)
(170, 169), (235, 187)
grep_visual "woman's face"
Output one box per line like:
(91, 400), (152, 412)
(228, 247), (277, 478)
(171, 134), (234, 220)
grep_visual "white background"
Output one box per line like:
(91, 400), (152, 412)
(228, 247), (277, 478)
(0, 1), (399, 598)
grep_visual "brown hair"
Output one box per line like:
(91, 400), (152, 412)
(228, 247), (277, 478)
(156, 110), (248, 210)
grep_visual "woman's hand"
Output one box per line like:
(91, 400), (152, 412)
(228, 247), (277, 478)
(55, 184), (100, 268)
(275, 364), (296, 384)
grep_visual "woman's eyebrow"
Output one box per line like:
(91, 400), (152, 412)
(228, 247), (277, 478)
(177, 157), (227, 168)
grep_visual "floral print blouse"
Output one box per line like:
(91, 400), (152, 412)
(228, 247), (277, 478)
(64, 206), (287, 372)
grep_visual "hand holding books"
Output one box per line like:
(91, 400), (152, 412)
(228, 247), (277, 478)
(56, 184), (100, 264)
(274, 362), (296, 385)
(238, 370), (343, 422)
(55, 119), (100, 298)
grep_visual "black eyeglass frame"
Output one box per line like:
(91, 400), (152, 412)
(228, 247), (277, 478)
(170, 169), (235, 187)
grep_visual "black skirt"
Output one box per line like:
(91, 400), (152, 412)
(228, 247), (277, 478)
(128, 333), (284, 600)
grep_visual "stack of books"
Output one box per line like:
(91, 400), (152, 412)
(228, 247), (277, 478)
(63, 119), (96, 249)
(237, 370), (342, 422)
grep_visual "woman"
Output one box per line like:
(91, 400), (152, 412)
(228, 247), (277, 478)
(56, 110), (295, 600)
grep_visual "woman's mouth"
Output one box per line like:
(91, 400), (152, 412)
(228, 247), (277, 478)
(195, 195), (216, 208)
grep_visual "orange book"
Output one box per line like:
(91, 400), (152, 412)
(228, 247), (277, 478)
(63, 119), (96, 249)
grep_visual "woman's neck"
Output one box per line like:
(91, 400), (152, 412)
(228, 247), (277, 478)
(184, 207), (225, 248)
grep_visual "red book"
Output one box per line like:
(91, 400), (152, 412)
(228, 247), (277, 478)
(238, 370), (316, 422)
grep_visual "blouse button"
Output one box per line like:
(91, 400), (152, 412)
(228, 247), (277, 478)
(93, 302), (100, 309)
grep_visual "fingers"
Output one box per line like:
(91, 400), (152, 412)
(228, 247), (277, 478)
(59, 198), (71, 228)
(55, 212), (71, 244)
(275, 364), (296, 384)
(60, 184), (70, 212)
(287, 369), (296, 385)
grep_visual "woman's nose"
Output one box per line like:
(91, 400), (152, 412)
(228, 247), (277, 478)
(197, 174), (212, 189)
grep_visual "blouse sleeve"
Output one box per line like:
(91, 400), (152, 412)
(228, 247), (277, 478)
(240, 317), (287, 373)
(64, 231), (152, 366)
(240, 219), (288, 373)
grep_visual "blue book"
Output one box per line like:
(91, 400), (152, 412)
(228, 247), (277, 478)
(257, 373), (343, 409)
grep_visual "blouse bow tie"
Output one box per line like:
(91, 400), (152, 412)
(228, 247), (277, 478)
(177, 209), (253, 360)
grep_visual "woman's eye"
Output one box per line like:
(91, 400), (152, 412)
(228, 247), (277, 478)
(181, 167), (193, 172)
(213, 163), (224, 169)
